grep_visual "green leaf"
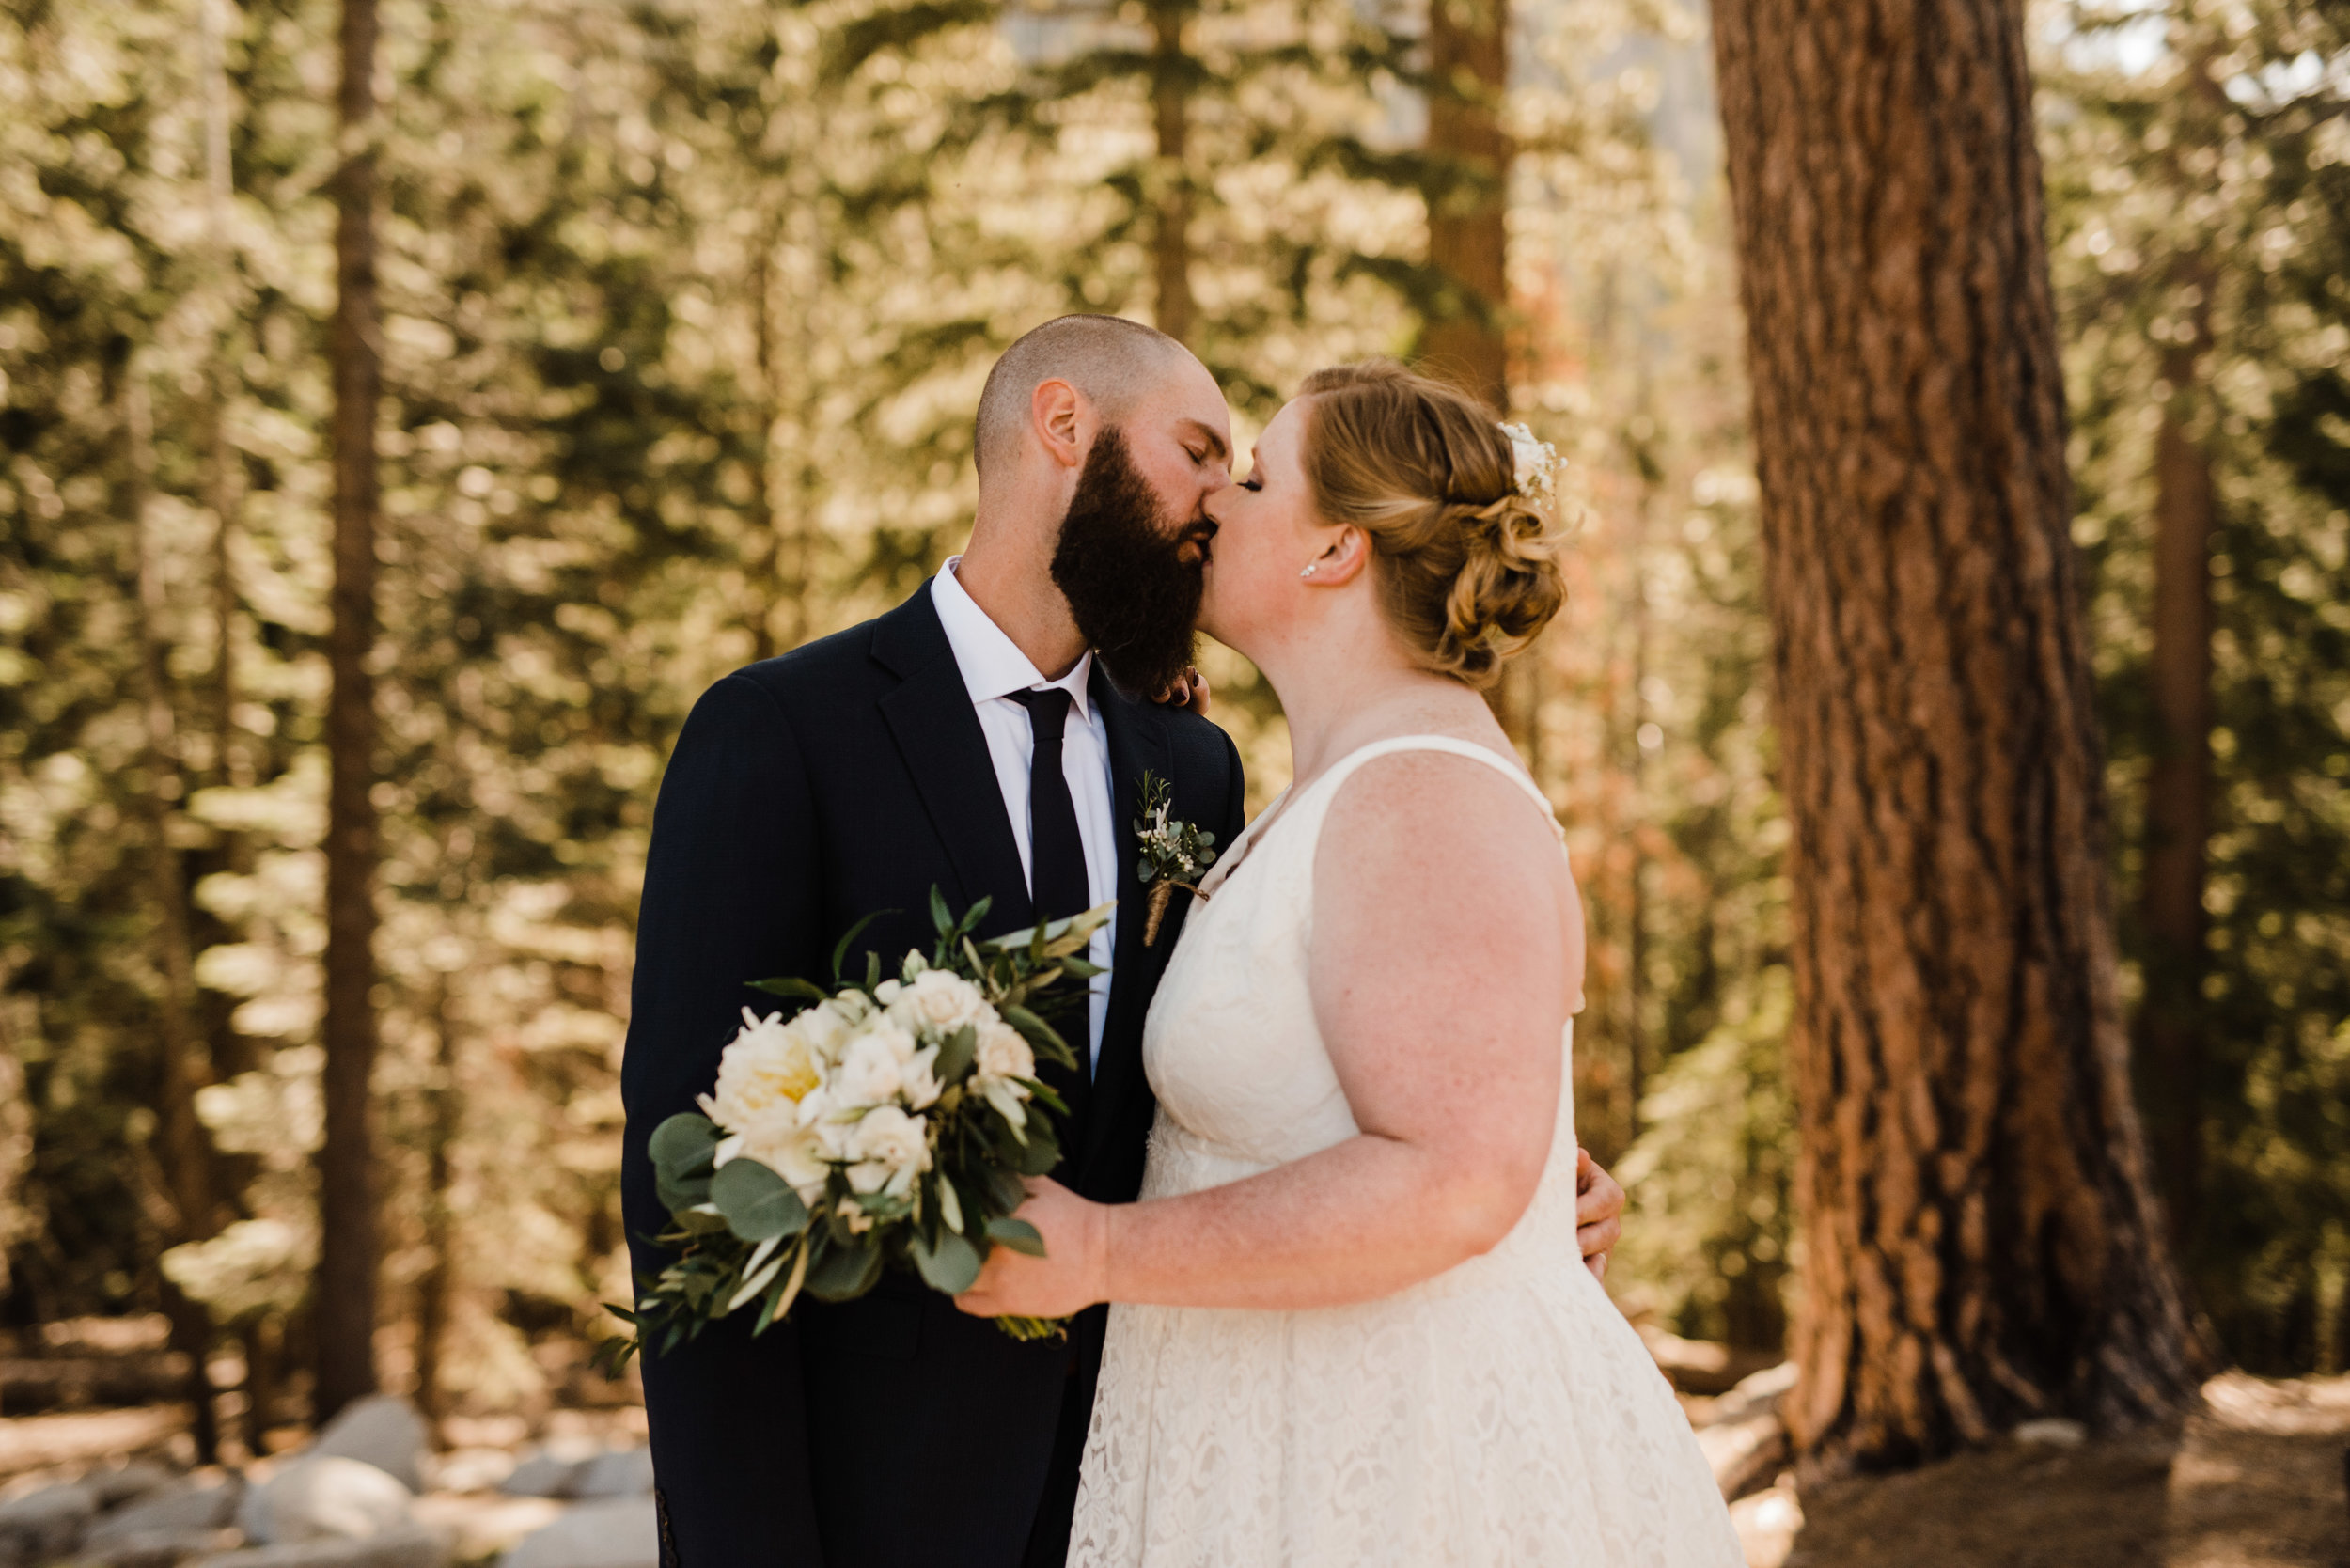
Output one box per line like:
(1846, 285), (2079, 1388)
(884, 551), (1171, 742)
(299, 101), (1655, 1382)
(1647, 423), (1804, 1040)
(747, 977), (828, 1004)
(830, 910), (892, 982)
(1060, 959), (1105, 980)
(649, 1114), (721, 1181)
(711, 1159), (811, 1243)
(910, 1229), (983, 1294)
(930, 885), (954, 936)
(656, 1167), (713, 1214)
(805, 1237), (884, 1302)
(1013, 1124), (1061, 1176)
(936, 1024), (978, 1081)
(938, 1177), (965, 1235)
(983, 1165), (1027, 1214)
(866, 949), (882, 990)
(1001, 1004), (1076, 1066)
(987, 1216), (1047, 1258)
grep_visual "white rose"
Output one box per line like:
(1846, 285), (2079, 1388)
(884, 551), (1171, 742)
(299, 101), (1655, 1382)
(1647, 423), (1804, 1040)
(834, 1019), (920, 1106)
(974, 1021), (1035, 1084)
(847, 1105), (932, 1197)
(890, 968), (993, 1039)
(697, 1008), (823, 1133)
(729, 1113), (831, 1203)
(900, 1043), (943, 1111)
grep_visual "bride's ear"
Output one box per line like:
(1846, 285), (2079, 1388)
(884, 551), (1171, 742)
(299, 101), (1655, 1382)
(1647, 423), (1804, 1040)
(1299, 526), (1370, 588)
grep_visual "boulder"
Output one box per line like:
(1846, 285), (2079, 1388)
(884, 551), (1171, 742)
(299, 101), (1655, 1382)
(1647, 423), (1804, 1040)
(0, 1480), (98, 1562)
(85, 1481), (243, 1553)
(494, 1455), (585, 1500)
(87, 1464), (181, 1510)
(497, 1497), (659, 1568)
(83, 1525), (243, 1568)
(237, 1458), (413, 1546)
(308, 1398), (430, 1494)
(569, 1448), (654, 1500)
(190, 1524), (447, 1568)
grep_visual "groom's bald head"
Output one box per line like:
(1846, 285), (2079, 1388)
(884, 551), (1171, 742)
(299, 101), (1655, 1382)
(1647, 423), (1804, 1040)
(975, 315), (1193, 478)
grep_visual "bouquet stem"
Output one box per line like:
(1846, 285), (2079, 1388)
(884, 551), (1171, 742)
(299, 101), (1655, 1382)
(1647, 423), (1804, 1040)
(995, 1314), (1068, 1342)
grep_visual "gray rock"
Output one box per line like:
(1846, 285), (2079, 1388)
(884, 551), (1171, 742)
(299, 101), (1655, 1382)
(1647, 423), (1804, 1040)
(86, 1482), (243, 1552)
(568, 1448), (653, 1500)
(496, 1497), (658, 1568)
(83, 1525), (243, 1568)
(0, 1481), (98, 1560)
(189, 1524), (447, 1568)
(308, 1398), (430, 1495)
(493, 1455), (584, 1501)
(87, 1465), (181, 1511)
(237, 1458), (413, 1546)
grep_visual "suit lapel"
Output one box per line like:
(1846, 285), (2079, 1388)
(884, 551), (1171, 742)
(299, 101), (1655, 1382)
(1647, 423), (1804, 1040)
(872, 586), (1036, 934)
(1083, 669), (1172, 1179)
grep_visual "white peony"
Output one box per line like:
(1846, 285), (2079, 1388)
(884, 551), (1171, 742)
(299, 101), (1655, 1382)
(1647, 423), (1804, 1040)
(974, 1021), (1035, 1084)
(698, 1008), (824, 1133)
(889, 967), (994, 1040)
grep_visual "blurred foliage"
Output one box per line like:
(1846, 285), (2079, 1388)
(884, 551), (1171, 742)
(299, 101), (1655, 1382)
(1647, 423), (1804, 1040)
(0, 0), (2341, 1429)
(2044, 0), (2350, 1374)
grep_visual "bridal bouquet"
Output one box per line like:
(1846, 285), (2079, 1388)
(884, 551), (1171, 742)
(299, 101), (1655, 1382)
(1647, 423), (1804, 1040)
(598, 892), (1110, 1372)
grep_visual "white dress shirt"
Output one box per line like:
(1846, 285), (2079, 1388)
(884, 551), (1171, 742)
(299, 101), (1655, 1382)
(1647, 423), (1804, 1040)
(931, 558), (1120, 1069)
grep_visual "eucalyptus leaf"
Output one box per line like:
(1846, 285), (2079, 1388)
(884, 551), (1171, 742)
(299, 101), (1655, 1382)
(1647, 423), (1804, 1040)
(805, 1237), (884, 1302)
(910, 1229), (983, 1294)
(649, 1114), (720, 1181)
(712, 1159), (810, 1243)
(986, 1216), (1047, 1258)
(656, 1167), (713, 1214)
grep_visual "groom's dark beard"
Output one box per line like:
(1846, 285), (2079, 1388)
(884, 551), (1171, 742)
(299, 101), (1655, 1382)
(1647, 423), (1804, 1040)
(1049, 425), (1204, 698)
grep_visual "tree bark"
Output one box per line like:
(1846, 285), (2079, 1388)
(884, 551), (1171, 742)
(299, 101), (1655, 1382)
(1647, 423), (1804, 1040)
(1712, 0), (2205, 1470)
(1149, 0), (1196, 349)
(127, 375), (225, 1466)
(412, 977), (459, 1434)
(2138, 349), (2214, 1253)
(316, 0), (384, 1425)
(1420, 0), (1509, 414)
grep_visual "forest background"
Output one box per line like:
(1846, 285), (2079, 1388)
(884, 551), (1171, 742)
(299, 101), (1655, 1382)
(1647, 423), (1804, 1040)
(0, 0), (2345, 1463)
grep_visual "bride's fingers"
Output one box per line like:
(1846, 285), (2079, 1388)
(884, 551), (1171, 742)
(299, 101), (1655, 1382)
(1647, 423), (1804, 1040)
(1151, 666), (1212, 716)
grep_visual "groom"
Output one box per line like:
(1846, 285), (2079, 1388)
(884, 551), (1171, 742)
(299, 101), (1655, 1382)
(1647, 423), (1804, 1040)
(621, 315), (1627, 1568)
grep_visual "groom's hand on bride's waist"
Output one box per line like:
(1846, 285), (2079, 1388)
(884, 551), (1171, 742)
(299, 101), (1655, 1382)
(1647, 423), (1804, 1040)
(1575, 1147), (1623, 1281)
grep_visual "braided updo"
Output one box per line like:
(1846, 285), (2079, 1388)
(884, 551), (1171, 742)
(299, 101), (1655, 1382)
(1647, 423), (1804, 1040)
(1296, 361), (1564, 689)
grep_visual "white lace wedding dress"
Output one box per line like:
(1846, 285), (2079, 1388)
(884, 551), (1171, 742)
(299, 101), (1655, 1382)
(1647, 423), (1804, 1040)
(1068, 736), (1746, 1568)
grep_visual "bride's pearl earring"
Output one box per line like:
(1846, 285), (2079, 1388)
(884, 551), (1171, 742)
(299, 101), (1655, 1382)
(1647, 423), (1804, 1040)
(1299, 562), (1319, 579)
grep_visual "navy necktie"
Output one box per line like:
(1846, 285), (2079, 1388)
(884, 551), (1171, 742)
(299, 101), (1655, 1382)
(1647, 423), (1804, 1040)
(1010, 687), (1094, 1093)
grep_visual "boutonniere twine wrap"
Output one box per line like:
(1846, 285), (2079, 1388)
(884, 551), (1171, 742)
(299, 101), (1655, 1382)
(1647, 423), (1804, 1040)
(1136, 771), (1217, 947)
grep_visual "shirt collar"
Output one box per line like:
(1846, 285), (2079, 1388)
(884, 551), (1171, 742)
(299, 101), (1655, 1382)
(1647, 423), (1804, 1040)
(931, 557), (1094, 720)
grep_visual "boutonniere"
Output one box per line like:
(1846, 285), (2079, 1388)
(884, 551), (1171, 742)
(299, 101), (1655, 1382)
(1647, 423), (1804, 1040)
(1135, 770), (1217, 947)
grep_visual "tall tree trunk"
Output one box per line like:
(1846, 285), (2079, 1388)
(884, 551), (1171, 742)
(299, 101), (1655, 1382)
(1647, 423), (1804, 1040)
(1712, 0), (2204, 1471)
(127, 375), (225, 1465)
(1421, 0), (1510, 415)
(1149, 0), (1195, 348)
(2138, 343), (2215, 1253)
(412, 976), (459, 1435)
(199, 0), (240, 787)
(316, 0), (384, 1425)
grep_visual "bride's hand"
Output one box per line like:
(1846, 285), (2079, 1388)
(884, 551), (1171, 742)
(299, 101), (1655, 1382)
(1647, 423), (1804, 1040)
(954, 1177), (1110, 1320)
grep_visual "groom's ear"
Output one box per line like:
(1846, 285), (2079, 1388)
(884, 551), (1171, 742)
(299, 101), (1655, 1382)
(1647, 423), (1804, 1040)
(1030, 378), (1089, 471)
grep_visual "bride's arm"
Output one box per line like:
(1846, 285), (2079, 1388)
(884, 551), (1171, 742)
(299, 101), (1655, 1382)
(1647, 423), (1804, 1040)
(959, 752), (1582, 1316)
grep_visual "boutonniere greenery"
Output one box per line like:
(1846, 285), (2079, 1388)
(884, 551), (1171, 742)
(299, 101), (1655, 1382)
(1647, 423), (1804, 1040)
(1136, 771), (1217, 947)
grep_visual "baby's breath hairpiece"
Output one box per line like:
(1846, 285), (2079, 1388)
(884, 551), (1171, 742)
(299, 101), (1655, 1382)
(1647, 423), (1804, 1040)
(1498, 421), (1560, 504)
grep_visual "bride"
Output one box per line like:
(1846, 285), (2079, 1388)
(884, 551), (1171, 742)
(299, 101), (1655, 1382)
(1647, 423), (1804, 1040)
(957, 361), (1745, 1567)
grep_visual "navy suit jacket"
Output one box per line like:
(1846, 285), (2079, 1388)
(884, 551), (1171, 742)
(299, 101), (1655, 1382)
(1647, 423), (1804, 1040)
(621, 583), (1247, 1568)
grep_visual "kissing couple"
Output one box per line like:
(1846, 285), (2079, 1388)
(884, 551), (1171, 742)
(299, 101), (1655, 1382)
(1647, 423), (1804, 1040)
(621, 316), (1744, 1567)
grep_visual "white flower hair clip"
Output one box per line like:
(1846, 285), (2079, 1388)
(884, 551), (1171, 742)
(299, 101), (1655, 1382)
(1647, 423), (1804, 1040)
(1498, 421), (1559, 503)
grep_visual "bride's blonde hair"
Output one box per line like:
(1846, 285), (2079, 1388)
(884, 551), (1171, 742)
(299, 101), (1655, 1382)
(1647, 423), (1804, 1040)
(1295, 362), (1564, 689)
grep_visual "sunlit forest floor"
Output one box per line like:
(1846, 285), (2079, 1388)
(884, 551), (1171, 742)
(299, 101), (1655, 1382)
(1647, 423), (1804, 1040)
(0, 1320), (2340, 1568)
